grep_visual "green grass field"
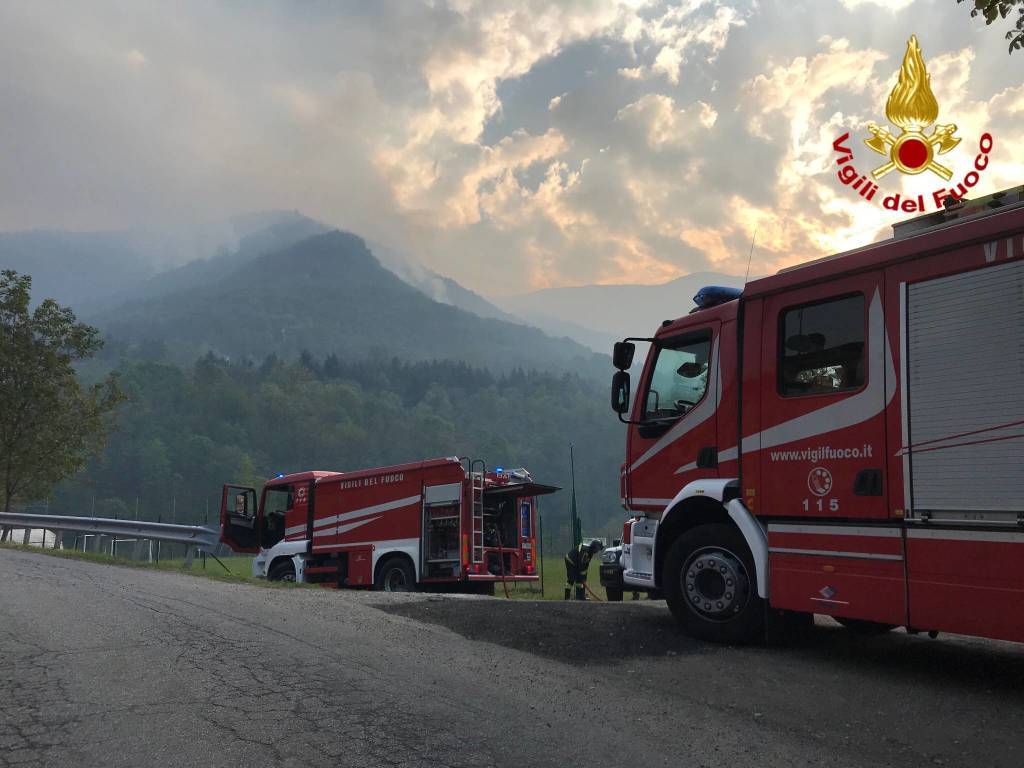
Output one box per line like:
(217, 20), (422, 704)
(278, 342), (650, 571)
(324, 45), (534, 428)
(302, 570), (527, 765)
(1, 544), (621, 600)
(490, 554), (615, 601)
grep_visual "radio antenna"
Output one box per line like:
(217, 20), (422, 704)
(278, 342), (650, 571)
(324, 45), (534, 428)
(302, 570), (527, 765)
(744, 227), (758, 285)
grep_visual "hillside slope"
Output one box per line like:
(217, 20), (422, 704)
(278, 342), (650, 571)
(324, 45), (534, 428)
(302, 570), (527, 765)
(95, 231), (606, 376)
(0, 211), (328, 313)
(368, 239), (518, 323)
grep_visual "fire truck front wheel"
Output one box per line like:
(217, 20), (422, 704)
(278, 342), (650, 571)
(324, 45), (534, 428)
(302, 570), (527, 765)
(376, 556), (416, 593)
(664, 523), (764, 644)
(267, 559), (296, 582)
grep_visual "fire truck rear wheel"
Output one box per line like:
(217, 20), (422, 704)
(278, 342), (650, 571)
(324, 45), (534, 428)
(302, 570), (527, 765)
(377, 556), (416, 593)
(605, 587), (624, 602)
(268, 559), (296, 582)
(664, 523), (764, 644)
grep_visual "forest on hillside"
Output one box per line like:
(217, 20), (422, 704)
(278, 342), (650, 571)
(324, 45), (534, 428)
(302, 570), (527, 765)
(6, 225), (627, 550)
(50, 354), (626, 547)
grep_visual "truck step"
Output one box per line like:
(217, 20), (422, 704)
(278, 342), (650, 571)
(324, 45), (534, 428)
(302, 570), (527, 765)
(304, 565), (340, 575)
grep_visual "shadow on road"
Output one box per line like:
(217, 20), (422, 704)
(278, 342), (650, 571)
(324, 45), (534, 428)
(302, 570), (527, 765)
(769, 620), (1024, 698)
(377, 599), (712, 665)
(377, 597), (1024, 699)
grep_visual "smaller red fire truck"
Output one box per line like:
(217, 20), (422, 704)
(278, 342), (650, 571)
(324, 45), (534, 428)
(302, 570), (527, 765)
(219, 457), (557, 591)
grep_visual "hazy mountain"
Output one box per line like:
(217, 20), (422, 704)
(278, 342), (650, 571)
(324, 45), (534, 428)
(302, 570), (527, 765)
(0, 230), (157, 312)
(494, 271), (747, 351)
(0, 211), (327, 313)
(368, 240), (517, 323)
(124, 213), (329, 304)
(94, 230), (606, 376)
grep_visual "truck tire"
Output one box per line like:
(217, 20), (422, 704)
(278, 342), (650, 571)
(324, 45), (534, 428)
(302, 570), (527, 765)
(832, 617), (896, 635)
(268, 559), (296, 582)
(376, 556), (415, 593)
(664, 523), (764, 644)
(605, 586), (624, 602)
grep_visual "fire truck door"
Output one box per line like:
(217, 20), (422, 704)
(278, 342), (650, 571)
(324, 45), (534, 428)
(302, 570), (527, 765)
(758, 272), (889, 520)
(626, 321), (720, 509)
(220, 484), (259, 553)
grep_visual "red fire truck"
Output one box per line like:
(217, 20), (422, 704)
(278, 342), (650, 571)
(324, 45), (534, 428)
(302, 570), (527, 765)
(219, 457), (557, 591)
(610, 186), (1024, 644)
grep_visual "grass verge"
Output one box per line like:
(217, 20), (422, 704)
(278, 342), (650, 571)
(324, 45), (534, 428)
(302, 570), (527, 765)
(1, 544), (625, 601)
(0, 543), (305, 588)
(495, 554), (615, 602)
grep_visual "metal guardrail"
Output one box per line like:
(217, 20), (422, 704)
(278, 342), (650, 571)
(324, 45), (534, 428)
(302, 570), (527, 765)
(0, 512), (220, 549)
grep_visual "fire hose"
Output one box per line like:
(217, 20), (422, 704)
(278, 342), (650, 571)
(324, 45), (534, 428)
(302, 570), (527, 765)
(494, 527), (511, 599)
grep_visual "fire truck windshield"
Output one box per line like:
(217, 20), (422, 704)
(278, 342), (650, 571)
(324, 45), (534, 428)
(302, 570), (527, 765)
(643, 334), (711, 420)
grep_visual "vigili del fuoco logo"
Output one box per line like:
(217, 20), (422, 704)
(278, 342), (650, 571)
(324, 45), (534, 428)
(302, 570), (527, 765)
(832, 35), (993, 214)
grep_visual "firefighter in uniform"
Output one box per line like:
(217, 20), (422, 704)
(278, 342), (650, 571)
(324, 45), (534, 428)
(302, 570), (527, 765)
(564, 540), (603, 600)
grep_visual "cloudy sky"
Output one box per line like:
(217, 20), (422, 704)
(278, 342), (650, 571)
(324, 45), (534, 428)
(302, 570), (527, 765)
(1, 0), (1021, 295)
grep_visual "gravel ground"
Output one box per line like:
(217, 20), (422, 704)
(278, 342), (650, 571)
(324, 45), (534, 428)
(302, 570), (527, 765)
(3, 548), (1024, 768)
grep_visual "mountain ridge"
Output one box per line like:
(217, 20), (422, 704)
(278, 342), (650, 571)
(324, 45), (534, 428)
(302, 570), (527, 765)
(94, 230), (607, 377)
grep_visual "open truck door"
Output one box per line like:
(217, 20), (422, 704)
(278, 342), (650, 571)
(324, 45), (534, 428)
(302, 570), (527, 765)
(220, 484), (260, 553)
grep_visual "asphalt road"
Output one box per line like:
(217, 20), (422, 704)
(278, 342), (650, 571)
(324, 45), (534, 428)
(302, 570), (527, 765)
(2, 550), (1024, 768)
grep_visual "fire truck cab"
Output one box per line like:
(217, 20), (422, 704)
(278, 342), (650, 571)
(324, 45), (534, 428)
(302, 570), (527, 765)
(220, 457), (557, 591)
(611, 187), (1024, 644)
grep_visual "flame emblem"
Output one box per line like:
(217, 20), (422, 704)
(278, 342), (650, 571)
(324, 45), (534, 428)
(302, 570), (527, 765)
(865, 35), (960, 180)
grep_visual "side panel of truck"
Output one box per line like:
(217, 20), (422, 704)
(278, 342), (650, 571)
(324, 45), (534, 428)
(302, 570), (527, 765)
(889, 238), (1024, 640)
(762, 230), (1024, 634)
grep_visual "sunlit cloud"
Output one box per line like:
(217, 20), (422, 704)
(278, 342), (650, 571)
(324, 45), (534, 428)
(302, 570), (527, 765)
(0, 0), (1019, 295)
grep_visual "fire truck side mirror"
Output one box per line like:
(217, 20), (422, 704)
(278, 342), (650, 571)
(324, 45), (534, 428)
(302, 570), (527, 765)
(611, 370), (631, 415)
(234, 493), (248, 516)
(612, 341), (636, 370)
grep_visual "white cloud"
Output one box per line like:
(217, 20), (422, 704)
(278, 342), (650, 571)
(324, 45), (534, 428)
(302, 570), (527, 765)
(838, 0), (916, 9)
(615, 94), (717, 148)
(124, 48), (147, 67)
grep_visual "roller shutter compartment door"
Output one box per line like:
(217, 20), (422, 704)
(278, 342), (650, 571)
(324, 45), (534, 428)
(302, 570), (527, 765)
(906, 259), (1023, 513)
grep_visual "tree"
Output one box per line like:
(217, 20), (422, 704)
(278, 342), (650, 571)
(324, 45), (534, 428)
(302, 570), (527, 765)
(233, 453), (263, 489)
(0, 271), (123, 518)
(959, 0), (1024, 52)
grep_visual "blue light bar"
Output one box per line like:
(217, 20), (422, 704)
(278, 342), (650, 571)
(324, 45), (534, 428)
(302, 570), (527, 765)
(693, 285), (742, 309)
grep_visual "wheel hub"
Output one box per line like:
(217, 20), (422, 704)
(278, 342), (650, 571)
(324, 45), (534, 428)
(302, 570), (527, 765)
(683, 547), (748, 621)
(385, 568), (407, 592)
